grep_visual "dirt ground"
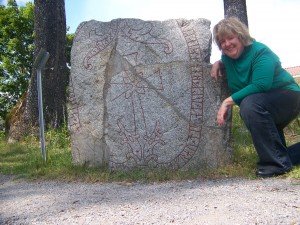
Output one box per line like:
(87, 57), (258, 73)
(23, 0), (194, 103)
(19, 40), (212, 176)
(1, 175), (300, 225)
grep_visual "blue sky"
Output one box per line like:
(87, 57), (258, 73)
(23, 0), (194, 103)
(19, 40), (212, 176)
(2, 0), (300, 67)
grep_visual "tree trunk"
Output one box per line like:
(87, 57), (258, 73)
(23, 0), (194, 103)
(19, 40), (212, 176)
(27, 0), (68, 128)
(223, 0), (248, 27)
(7, 0), (68, 141)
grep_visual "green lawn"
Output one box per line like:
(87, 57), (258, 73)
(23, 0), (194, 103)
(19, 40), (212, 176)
(0, 108), (299, 182)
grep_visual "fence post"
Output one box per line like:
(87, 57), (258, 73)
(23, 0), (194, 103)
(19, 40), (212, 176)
(33, 48), (49, 162)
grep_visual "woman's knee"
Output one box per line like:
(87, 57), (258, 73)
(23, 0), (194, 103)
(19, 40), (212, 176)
(239, 95), (260, 119)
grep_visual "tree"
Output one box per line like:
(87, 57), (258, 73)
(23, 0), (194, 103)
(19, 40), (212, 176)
(0, 0), (34, 121)
(25, 0), (68, 129)
(6, 0), (69, 141)
(223, 0), (248, 26)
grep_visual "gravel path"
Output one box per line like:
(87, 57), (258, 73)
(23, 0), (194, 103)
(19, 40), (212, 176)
(0, 175), (300, 225)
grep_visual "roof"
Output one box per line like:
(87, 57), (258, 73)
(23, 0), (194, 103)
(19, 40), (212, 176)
(285, 66), (300, 77)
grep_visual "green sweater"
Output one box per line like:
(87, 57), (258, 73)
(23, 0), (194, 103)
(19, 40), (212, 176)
(221, 41), (300, 105)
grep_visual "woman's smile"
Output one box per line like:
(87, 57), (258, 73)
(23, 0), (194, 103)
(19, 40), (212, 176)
(220, 34), (244, 59)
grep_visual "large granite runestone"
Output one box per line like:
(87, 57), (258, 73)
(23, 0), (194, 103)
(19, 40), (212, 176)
(69, 18), (232, 170)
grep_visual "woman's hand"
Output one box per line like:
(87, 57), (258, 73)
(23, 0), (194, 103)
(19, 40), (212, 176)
(211, 60), (225, 81)
(217, 97), (235, 126)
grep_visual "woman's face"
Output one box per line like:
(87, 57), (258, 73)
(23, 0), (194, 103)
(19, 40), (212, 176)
(219, 33), (244, 59)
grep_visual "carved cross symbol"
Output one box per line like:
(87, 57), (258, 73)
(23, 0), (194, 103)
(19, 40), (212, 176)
(110, 68), (166, 166)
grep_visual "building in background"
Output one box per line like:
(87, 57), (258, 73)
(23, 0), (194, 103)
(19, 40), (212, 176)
(285, 66), (300, 78)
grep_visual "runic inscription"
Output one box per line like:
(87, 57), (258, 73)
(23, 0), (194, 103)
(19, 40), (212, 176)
(109, 68), (166, 167)
(69, 18), (231, 170)
(108, 20), (205, 170)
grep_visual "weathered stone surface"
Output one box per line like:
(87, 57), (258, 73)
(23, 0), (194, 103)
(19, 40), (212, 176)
(69, 18), (232, 170)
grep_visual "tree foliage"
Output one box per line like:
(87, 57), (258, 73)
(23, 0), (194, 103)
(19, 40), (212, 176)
(0, 0), (74, 132)
(0, 0), (34, 121)
(66, 33), (74, 67)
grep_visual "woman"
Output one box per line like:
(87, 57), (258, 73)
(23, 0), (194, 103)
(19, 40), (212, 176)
(211, 17), (300, 178)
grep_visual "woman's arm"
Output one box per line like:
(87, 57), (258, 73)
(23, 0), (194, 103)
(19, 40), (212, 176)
(231, 48), (276, 105)
(217, 96), (236, 126)
(211, 60), (225, 81)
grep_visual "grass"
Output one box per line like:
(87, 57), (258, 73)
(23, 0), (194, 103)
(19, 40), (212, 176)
(0, 108), (300, 182)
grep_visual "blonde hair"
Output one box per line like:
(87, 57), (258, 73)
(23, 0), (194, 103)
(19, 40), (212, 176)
(213, 17), (254, 50)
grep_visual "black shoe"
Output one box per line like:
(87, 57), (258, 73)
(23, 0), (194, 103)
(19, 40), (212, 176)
(255, 168), (290, 178)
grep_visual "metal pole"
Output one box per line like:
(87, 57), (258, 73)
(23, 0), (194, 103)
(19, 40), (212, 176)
(36, 68), (46, 161)
(34, 49), (49, 162)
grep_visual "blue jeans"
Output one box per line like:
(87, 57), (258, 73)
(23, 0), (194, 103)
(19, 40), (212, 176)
(239, 89), (300, 172)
